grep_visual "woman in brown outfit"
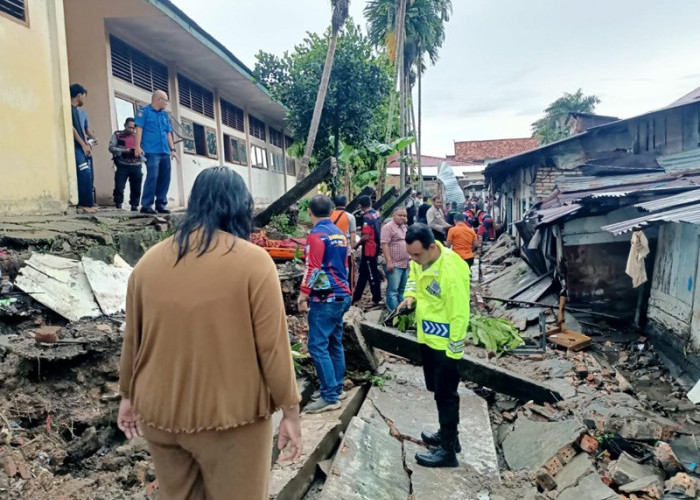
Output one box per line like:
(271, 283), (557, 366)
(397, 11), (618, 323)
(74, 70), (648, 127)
(117, 167), (302, 500)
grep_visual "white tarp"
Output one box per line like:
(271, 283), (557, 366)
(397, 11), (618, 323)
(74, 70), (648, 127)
(437, 162), (466, 207)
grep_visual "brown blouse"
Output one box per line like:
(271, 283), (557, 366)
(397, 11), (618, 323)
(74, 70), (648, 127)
(119, 231), (300, 433)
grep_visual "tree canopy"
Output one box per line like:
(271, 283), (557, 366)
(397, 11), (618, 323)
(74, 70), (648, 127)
(254, 21), (394, 165)
(531, 89), (601, 145)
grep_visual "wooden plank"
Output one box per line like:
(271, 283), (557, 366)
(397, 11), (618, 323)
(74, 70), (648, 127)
(254, 158), (333, 228)
(360, 322), (563, 404)
(381, 187), (412, 219)
(345, 186), (374, 213)
(372, 187), (397, 210)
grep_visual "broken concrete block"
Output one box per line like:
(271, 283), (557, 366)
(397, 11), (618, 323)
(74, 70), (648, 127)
(502, 418), (585, 471)
(269, 387), (366, 500)
(342, 307), (378, 373)
(608, 452), (665, 487)
(318, 417), (410, 500)
(619, 475), (662, 497)
(357, 362), (500, 478)
(554, 453), (595, 492)
(557, 472), (617, 500)
(655, 441), (683, 475)
(665, 472), (699, 498)
(669, 435), (700, 474)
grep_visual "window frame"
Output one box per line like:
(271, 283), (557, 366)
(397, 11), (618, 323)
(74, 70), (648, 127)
(204, 126), (219, 160)
(224, 134), (247, 166)
(0, 0), (29, 27)
(180, 118), (197, 154)
(251, 144), (268, 169)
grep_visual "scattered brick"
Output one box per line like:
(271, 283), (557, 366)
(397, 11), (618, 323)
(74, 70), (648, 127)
(580, 434), (599, 455)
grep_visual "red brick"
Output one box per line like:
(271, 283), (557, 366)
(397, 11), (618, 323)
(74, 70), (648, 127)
(558, 445), (576, 464)
(544, 456), (564, 476)
(580, 434), (599, 455)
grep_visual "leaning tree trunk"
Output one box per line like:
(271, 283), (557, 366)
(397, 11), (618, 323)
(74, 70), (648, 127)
(296, 31), (339, 181)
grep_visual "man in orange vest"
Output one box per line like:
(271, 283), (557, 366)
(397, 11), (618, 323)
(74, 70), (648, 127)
(331, 195), (357, 291)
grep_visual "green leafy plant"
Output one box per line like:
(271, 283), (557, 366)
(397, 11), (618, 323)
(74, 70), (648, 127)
(467, 314), (524, 354)
(392, 310), (416, 332)
(364, 370), (391, 388)
(291, 342), (307, 375)
(270, 214), (302, 237)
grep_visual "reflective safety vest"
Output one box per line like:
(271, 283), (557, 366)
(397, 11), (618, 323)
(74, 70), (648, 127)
(403, 242), (470, 359)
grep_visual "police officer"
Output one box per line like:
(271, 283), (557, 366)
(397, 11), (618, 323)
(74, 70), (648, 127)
(398, 223), (470, 468)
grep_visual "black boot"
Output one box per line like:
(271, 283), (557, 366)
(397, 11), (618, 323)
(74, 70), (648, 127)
(415, 446), (459, 468)
(420, 430), (462, 453)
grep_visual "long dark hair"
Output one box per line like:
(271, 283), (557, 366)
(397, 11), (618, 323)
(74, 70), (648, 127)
(174, 167), (253, 263)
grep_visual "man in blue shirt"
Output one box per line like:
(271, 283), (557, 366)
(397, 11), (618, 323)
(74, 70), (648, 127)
(298, 195), (351, 414)
(134, 90), (177, 214)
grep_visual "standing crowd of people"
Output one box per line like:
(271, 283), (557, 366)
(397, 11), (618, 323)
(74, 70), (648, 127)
(70, 84), (176, 214)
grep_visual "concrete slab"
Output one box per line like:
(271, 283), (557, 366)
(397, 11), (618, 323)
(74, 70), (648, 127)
(557, 471), (617, 500)
(269, 386), (366, 500)
(318, 417), (410, 500)
(358, 363), (500, 479)
(81, 256), (132, 316)
(555, 453), (595, 492)
(502, 418), (585, 471)
(608, 452), (665, 486)
(15, 254), (102, 322)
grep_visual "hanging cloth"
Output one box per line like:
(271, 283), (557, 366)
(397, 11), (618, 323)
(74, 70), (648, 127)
(625, 230), (650, 288)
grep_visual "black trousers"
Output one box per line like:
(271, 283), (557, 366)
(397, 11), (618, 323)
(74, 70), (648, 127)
(113, 164), (143, 207)
(431, 229), (446, 243)
(353, 255), (381, 303)
(465, 257), (474, 267)
(420, 343), (460, 446)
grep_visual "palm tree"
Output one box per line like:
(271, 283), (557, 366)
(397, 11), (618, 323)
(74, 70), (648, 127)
(531, 89), (600, 145)
(296, 0), (351, 181)
(365, 0), (452, 191)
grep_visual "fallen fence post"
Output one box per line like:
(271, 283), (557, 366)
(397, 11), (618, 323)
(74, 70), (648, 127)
(372, 187), (397, 210)
(359, 321), (563, 404)
(345, 186), (374, 213)
(254, 158), (334, 228)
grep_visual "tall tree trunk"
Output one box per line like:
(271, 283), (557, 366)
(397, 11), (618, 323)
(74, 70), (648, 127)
(296, 30), (339, 181)
(399, 48), (406, 190)
(377, 0), (407, 197)
(417, 54), (423, 191)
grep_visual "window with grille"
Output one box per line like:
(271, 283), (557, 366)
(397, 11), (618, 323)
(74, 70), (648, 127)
(220, 99), (245, 131)
(251, 145), (268, 169)
(271, 152), (285, 174)
(249, 115), (266, 141)
(0, 0), (27, 23)
(178, 74), (214, 118)
(110, 36), (169, 94)
(269, 128), (283, 148)
(224, 134), (247, 165)
(286, 158), (296, 176)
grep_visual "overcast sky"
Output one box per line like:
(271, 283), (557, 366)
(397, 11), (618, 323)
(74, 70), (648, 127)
(173, 0), (700, 157)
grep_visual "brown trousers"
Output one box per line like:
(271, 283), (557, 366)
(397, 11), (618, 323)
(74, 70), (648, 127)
(142, 417), (273, 500)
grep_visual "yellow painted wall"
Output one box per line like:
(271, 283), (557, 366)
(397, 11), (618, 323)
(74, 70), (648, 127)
(63, 0), (160, 205)
(0, 0), (75, 214)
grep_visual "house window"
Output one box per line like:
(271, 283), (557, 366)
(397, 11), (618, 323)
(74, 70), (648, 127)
(251, 145), (268, 169)
(178, 74), (214, 118)
(186, 122), (217, 158)
(110, 36), (168, 94)
(271, 152), (285, 174)
(224, 134), (247, 165)
(114, 95), (137, 129)
(220, 99), (245, 131)
(269, 128), (283, 148)
(286, 157), (296, 176)
(249, 115), (266, 141)
(0, 0), (27, 24)
(285, 135), (295, 149)
(180, 119), (196, 154)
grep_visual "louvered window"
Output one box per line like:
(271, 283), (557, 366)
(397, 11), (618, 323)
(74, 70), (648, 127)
(269, 128), (283, 148)
(178, 74), (214, 118)
(220, 99), (245, 131)
(110, 36), (168, 94)
(0, 0), (26, 23)
(249, 115), (266, 141)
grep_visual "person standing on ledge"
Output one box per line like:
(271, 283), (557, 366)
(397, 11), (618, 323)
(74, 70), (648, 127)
(398, 223), (470, 468)
(134, 90), (177, 214)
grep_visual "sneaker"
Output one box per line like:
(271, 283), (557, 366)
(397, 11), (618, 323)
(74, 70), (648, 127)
(304, 398), (341, 414)
(311, 390), (347, 401)
(140, 208), (157, 215)
(156, 207), (171, 214)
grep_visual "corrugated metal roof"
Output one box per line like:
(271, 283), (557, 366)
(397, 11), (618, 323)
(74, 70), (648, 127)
(635, 189), (700, 212)
(657, 149), (700, 173)
(536, 204), (582, 225)
(512, 276), (554, 302)
(601, 202), (700, 234)
(555, 171), (678, 193)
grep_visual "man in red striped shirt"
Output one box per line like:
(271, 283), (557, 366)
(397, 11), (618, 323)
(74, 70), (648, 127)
(380, 207), (410, 312)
